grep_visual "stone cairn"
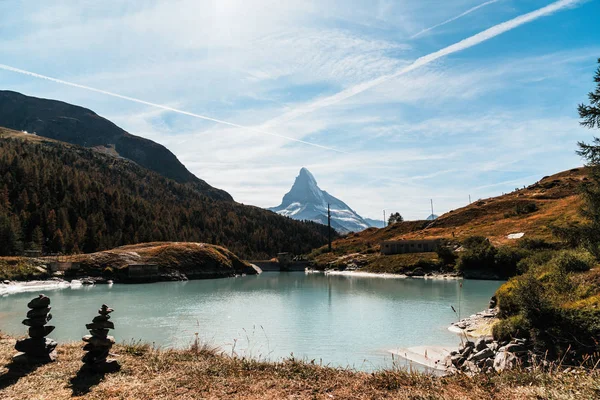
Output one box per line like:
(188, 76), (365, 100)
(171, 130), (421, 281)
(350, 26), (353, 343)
(13, 294), (57, 363)
(81, 304), (120, 372)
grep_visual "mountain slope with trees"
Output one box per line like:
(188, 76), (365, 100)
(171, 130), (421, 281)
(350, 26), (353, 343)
(0, 128), (332, 259)
(0, 90), (231, 200)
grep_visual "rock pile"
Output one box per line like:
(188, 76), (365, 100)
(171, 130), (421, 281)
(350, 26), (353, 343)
(446, 337), (531, 373)
(13, 294), (57, 363)
(81, 304), (120, 372)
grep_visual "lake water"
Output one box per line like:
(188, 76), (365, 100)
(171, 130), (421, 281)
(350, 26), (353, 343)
(0, 273), (502, 370)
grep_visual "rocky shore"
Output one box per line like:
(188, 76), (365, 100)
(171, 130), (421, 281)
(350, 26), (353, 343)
(0, 242), (259, 285)
(448, 308), (499, 338)
(445, 336), (532, 374)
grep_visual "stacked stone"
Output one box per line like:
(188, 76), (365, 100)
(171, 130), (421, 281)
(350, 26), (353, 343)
(81, 304), (120, 372)
(13, 294), (57, 363)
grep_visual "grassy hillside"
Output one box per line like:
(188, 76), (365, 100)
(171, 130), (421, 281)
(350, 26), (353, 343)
(0, 128), (334, 259)
(312, 168), (586, 272)
(0, 90), (231, 200)
(1, 335), (598, 399)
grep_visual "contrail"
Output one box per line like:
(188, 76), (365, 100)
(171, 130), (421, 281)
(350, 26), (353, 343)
(411, 0), (501, 39)
(259, 0), (582, 129)
(0, 63), (347, 153)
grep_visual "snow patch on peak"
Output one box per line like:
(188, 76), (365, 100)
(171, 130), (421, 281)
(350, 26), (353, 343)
(269, 168), (371, 233)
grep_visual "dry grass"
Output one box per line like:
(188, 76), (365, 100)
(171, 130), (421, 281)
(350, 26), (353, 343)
(312, 168), (587, 267)
(1, 335), (599, 399)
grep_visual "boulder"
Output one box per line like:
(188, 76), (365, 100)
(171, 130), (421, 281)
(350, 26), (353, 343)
(459, 341), (474, 352)
(471, 348), (494, 362)
(498, 343), (527, 354)
(462, 346), (473, 359)
(494, 351), (518, 372)
(475, 338), (487, 351)
(451, 354), (465, 367)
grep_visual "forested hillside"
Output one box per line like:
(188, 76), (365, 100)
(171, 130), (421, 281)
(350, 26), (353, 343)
(0, 130), (333, 258)
(0, 90), (231, 200)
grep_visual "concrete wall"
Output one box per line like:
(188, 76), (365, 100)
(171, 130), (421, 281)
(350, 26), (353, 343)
(381, 240), (439, 255)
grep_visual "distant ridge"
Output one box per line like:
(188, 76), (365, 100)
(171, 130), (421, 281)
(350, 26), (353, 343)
(0, 90), (231, 201)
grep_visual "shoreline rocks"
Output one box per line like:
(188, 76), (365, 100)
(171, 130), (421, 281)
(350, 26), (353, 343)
(81, 304), (120, 373)
(13, 294), (57, 364)
(449, 308), (498, 337)
(446, 337), (532, 374)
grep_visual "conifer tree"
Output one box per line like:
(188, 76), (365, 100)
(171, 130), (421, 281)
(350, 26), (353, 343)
(554, 59), (600, 257)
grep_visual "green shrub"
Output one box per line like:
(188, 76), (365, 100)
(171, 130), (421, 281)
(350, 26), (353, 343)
(492, 314), (530, 342)
(435, 246), (457, 266)
(461, 236), (489, 249)
(516, 250), (556, 274)
(495, 246), (529, 277)
(456, 236), (497, 272)
(496, 279), (520, 318)
(517, 237), (554, 251)
(550, 249), (595, 273)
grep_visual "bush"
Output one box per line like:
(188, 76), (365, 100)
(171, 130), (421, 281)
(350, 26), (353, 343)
(455, 236), (497, 272)
(516, 250), (556, 274)
(462, 236), (489, 249)
(517, 237), (554, 251)
(492, 314), (530, 342)
(515, 202), (538, 215)
(496, 279), (520, 318)
(495, 246), (529, 277)
(436, 246), (457, 266)
(550, 249), (595, 273)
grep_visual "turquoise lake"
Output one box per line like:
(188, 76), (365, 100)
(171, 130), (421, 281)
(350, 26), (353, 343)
(0, 273), (502, 370)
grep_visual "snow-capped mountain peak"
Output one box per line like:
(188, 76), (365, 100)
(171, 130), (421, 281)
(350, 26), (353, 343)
(269, 168), (375, 233)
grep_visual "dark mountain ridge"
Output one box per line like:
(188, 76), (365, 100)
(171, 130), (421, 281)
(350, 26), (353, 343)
(0, 90), (231, 200)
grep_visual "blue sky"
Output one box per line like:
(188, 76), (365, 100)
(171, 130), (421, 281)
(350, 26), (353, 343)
(1, 0), (599, 220)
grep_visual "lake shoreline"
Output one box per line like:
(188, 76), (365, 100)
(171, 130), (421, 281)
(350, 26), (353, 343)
(322, 269), (461, 280)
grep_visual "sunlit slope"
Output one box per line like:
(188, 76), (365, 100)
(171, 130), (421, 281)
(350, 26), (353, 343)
(323, 168), (586, 255)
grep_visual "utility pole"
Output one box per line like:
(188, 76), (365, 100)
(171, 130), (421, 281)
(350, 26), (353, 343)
(327, 203), (332, 252)
(430, 199), (434, 218)
(469, 195), (471, 204)
(383, 209), (386, 227)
